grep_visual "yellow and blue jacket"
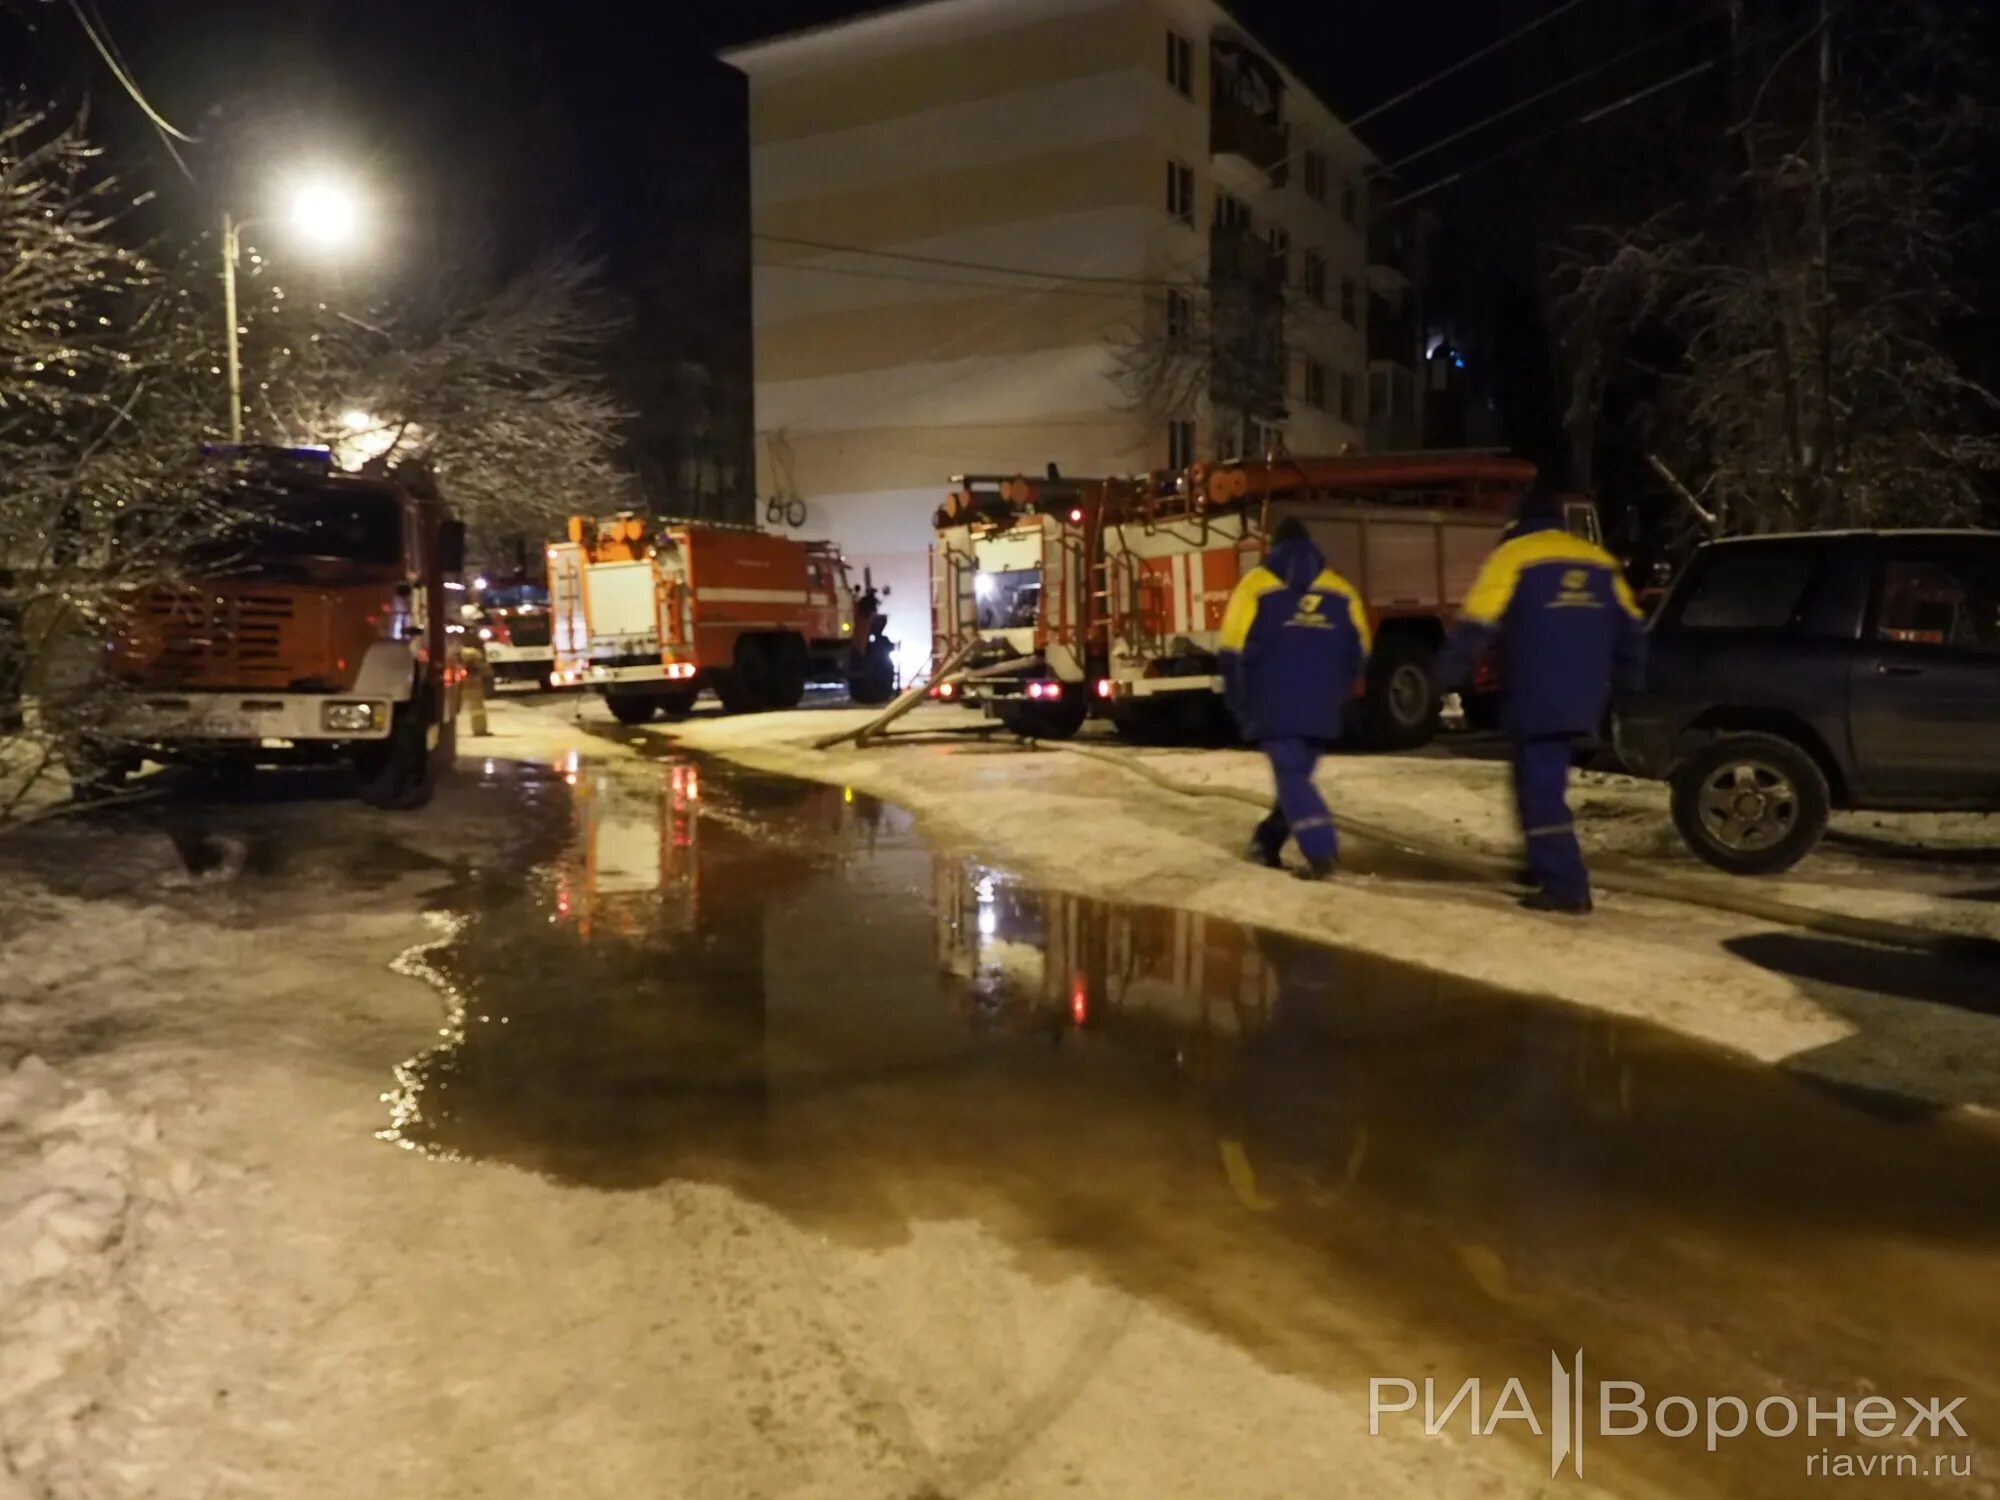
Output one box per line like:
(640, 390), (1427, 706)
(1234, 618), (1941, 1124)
(1437, 515), (1646, 736)
(1217, 534), (1371, 742)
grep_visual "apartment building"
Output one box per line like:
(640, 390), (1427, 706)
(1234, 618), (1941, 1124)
(723, 0), (1378, 665)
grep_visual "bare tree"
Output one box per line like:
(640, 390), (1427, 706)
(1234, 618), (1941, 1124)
(1555, 3), (1999, 537)
(1112, 258), (1291, 461)
(224, 249), (631, 557)
(0, 110), (239, 823)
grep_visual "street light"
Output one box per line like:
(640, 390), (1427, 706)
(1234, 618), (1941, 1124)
(220, 174), (365, 442)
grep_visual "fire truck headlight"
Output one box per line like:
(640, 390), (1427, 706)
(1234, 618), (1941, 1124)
(477, 626), (494, 641)
(322, 701), (381, 732)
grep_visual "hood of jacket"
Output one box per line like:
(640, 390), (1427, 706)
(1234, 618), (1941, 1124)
(1263, 534), (1325, 590)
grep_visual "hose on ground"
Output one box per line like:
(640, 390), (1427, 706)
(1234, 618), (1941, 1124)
(1051, 741), (2000, 962)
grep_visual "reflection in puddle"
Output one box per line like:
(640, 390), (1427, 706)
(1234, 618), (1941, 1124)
(380, 754), (2000, 1499)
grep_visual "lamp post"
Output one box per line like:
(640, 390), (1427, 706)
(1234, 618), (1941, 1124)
(219, 178), (363, 442)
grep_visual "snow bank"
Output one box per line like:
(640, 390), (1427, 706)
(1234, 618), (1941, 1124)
(0, 1050), (190, 1494)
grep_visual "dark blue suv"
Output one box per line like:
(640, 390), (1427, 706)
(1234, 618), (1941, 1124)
(1615, 530), (2000, 873)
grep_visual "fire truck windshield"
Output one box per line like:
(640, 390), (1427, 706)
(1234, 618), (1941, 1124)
(193, 484), (405, 575)
(974, 568), (1040, 630)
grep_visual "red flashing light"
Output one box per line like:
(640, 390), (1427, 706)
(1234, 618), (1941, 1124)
(933, 681), (958, 700)
(1069, 507), (1084, 523)
(1070, 977), (1088, 1026)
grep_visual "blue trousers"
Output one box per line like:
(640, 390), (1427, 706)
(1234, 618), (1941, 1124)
(1254, 737), (1338, 864)
(1513, 734), (1589, 903)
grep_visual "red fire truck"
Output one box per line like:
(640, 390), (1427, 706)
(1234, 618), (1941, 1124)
(549, 515), (896, 724)
(932, 455), (1599, 747)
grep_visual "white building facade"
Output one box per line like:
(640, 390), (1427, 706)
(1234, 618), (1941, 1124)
(725, 0), (1378, 671)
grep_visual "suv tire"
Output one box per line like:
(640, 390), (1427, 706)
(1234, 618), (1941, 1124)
(1670, 733), (1829, 875)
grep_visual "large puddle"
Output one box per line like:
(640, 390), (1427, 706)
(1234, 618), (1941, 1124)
(383, 752), (1999, 1497)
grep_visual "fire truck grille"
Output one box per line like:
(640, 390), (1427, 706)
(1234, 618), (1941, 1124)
(147, 591), (297, 684)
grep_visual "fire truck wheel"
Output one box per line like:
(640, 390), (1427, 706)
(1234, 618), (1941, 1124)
(1355, 634), (1440, 751)
(997, 691), (1087, 741)
(846, 638), (896, 706)
(657, 689), (697, 722)
(606, 693), (658, 726)
(767, 635), (810, 710)
(357, 692), (442, 810)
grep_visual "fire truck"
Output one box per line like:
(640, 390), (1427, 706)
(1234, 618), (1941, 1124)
(100, 445), (466, 808)
(547, 514), (896, 725)
(934, 454), (1597, 747)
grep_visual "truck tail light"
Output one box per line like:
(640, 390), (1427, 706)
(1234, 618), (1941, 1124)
(1093, 679), (1113, 699)
(931, 681), (958, 700)
(1025, 680), (1062, 701)
(664, 661), (697, 680)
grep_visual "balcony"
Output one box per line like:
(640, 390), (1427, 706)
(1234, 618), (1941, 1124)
(1210, 36), (1289, 186)
(1209, 224), (1285, 299)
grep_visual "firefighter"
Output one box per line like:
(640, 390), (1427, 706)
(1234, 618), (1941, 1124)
(1218, 517), (1372, 880)
(1436, 487), (1646, 915)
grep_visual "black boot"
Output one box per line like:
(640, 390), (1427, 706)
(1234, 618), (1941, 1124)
(1246, 839), (1284, 869)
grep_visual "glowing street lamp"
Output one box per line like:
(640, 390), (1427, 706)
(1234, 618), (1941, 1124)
(220, 173), (366, 442)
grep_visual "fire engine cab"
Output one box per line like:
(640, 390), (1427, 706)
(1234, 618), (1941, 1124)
(548, 514), (896, 724)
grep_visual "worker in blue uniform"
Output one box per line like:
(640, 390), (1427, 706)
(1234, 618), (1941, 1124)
(1436, 488), (1646, 914)
(1218, 517), (1372, 880)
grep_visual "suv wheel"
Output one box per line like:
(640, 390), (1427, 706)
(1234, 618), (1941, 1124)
(1670, 733), (1829, 874)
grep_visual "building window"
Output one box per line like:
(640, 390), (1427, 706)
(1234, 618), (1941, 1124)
(1304, 359), (1328, 411)
(1168, 418), (1197, 470)
(1341, 178), (1358, 225)
(1167, 159), (1195, 227)
(1166, 29), (1194, 97)
(1339, 371), (1358, 423)
(1165, 288), (1193, 347)
(1368, 368), (1390, 420)
(1303, 150), (1328, 203)
(1251, 421), (1284, 457)
(1340, 275), (1358, 327)
(1214, 189), (1249, 232)
(1267, 225), (1290, 282)
(1302, 250), (1326, 306)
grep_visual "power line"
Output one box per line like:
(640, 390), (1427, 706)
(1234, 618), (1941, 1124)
(1381, 5), (1724, 175)
(1352, 0), (1602, 128)
(751, 232), (1168, 289)
(1389, 56), (1720, 207)
(65, 0), (198, 181)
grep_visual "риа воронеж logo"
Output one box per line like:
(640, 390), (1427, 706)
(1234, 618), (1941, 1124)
(1369, 1351), (1971, 1480)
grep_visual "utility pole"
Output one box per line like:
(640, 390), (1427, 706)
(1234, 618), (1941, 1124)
(1811, 0), (1834, 511)
(221, 211), (244, 443)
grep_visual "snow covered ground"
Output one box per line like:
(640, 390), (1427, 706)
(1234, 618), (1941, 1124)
(2, 698), (1994, 1499)
(639, 698), (2000, 1100)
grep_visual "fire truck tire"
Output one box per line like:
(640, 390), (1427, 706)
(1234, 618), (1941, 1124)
(767, 635), (810, 710)
(997, 691), (1087, 741)
(846, 637), (896, 706)
(1355, 633), (1440, 751)
(606, 693), (658, 726)
(357, 691), (444, 810)
(714, 636), (774, 714)
(657, 689), (697, 721)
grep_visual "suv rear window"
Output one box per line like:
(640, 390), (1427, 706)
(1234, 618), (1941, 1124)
(1673, 546), (1823, 631)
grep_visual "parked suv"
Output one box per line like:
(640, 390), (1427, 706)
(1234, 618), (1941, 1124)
(1616, 530), (2000, 873)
